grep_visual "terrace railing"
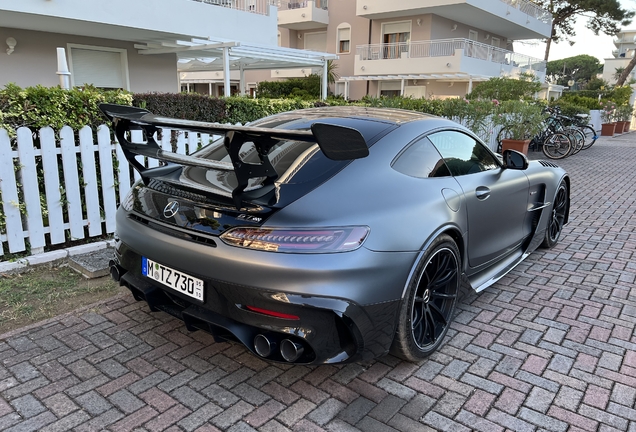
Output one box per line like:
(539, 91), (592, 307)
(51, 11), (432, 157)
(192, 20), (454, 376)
(356, 38), (546, 74)
(499, 0), (551, 23)
(277, 0), (328, 11)
(190, 0), (277, 15)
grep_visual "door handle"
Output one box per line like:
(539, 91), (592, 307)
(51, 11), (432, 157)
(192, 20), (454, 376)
(475, 187), (490, 200)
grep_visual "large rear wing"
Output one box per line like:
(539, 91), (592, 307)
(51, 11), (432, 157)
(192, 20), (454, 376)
(99, 104), (368, 209)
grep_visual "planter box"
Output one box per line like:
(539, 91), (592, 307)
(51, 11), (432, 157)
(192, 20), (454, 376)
(601, 123), (616, 136)
(501, 139), (531, 155)
(616, 121), (628, 133)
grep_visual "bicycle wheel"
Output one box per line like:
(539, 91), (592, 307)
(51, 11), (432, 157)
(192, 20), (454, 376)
(496, 126), (515, 153)
(542, 132), (571, 159)
(566, 127), (585, 155)
(580, 125), (598, 150)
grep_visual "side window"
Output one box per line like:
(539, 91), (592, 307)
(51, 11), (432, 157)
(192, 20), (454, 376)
(392, 137), (451, 178)
(428, 130), (499, 176)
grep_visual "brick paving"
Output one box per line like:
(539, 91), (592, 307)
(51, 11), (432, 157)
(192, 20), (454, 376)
(1, 133), (636, 431)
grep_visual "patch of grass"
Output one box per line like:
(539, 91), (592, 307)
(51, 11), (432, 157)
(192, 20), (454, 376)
(0, 265), (126, 334)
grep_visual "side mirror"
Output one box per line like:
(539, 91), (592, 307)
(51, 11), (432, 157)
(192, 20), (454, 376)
(502, 149), (529, 170)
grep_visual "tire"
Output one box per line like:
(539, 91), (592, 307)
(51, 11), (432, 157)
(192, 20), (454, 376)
(580, 125), (598, 150)
(567, 127), (585, 155)
(391, 234), (460, 361)
(542, 132), (571, 159)
(541, 180), (568, 248)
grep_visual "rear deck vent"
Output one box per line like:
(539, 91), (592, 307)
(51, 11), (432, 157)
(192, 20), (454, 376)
(148, 179), (207, 202)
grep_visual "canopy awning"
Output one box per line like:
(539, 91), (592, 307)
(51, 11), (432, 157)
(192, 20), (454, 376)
(136, 37), (338, 99)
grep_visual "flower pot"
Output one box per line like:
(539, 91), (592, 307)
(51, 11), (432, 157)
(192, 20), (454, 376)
(601, 123), (616, 136)
(623, 121), (631, 133)
(501, 139), (531, 155)
(616, 121), (628, 134)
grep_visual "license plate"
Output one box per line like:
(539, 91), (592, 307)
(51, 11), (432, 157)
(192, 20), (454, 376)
(142, 257), (204, 302)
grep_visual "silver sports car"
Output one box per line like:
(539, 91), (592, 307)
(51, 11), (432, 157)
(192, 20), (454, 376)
(101, 104), (569, 365)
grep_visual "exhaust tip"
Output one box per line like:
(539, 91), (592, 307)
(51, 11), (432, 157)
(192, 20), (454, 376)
(254, 334), (274, 358)
(109, 260), (121, 282)
(280, 339), (304, 362)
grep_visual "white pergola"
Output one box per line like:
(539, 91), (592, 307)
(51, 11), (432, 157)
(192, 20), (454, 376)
(337, 73), (492, 100)
(135, 38), (338, 99)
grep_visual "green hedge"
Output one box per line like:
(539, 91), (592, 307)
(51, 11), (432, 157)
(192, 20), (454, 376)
(0, 84), (132, 135)
(133, 92), (227, 122)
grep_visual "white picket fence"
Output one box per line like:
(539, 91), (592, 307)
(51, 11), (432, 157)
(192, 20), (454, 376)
(0, 126), (211, 258)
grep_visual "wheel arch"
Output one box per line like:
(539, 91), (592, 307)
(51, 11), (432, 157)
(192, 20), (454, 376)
(399, 224), (466, 301)
(561, 174), (571, 225)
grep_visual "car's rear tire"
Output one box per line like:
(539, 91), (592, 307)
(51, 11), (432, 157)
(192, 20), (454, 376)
(541, 180), (568, 248)
(391, 234), (460, 362)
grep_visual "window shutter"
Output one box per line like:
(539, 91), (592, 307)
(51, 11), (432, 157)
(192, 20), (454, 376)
(304, 32), (327, 51)
(71, 48), (126, 89)
(383, 22), (410, 35)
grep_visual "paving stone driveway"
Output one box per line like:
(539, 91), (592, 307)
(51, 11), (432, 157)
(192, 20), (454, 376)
(1, 133), (636, 432)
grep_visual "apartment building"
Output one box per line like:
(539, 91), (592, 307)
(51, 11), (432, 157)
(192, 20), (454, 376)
(250, 0), (552, 100)
(1, 0), (333, 96)
(602, 29), (636, 84)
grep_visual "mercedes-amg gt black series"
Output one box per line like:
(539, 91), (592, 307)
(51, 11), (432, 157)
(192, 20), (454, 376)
(101, 104), (569, 365)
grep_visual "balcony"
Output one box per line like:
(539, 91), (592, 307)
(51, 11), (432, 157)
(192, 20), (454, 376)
(355, 39), (546, 82)
(356, 0), (551, 40)
(277, 0), (329, 30)
(0, 0), (278, 46)
(191, 0), (276, 16)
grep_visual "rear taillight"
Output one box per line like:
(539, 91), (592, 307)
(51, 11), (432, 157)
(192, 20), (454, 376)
(220, 226), (369, 253)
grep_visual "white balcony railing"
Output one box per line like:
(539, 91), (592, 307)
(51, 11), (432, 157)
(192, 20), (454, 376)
(190, 0), (277, 15)
(499, 0), (551, 23)
(356, 38), (547, 73)
(277, 0), (328, 11)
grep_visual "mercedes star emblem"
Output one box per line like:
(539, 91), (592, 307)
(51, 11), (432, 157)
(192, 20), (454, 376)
(163, 201), (180, 218)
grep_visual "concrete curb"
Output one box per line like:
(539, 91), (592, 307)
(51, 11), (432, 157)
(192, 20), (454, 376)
(0, 239), (116, 274)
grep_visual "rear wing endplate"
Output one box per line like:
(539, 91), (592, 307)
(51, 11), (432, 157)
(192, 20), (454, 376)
(99, 104), (368, 209)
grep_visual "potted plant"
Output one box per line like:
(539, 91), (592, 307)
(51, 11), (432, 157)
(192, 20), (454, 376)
(600, 100), (617, 136)
(615, 104), (633, 133)
(493, 100), (546, 154)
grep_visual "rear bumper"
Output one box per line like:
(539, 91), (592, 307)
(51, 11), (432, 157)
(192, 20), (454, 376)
(112, 209), (414, 364)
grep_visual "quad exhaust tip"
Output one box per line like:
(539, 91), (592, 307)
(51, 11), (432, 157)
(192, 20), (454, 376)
(280, 339), (304, 362)
(254, 334), (275, 358)
(109, 260), (121, 282)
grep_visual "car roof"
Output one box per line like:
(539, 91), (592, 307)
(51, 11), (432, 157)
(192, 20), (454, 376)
(253, 106), (438, 127)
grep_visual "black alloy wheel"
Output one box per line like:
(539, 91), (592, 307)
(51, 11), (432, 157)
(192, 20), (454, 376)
(391, 234), (460, 361)
(541, 180), (568, 248)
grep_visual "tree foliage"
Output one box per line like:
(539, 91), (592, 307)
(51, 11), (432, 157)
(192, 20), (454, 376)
(466, 75), (542, 101)
(533, 0), (634, 61)
(546, 55), (602, 86)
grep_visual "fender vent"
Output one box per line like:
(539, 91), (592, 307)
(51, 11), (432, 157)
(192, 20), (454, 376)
(538, 160), (560, 168)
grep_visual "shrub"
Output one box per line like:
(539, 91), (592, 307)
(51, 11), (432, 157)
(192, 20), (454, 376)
(0, 84), (132, 136)
(257, 75), (321, 99)
(556, 94), (600, 110)
(133, 92), (227, 122)
(466, 76), (542, 101)
(493, 101), (546, 140)
(550, 100), (590, 117)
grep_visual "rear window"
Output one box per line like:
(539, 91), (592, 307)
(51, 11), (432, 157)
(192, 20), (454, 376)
(199, 138), (344, 185)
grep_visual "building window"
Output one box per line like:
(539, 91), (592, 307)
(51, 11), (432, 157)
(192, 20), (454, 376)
(382, 21), (411, 59)
(337, 25), (351, 54)
(68, 44), (129, 90)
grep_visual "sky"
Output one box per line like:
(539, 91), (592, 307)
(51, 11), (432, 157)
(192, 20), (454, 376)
(513, 0), (636, 62)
